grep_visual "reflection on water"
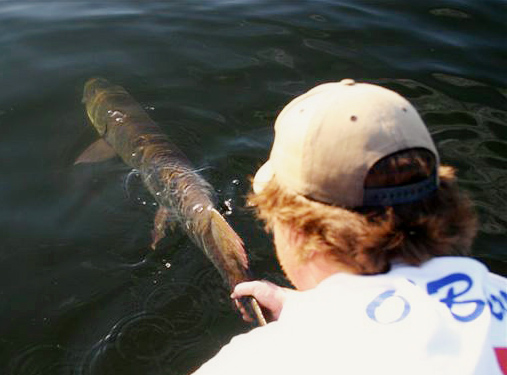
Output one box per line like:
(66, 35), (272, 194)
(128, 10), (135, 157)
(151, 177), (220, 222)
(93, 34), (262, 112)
(378, 76), (507, 264)
(384, 77), (507, 235)
(0, 0), (506, 373)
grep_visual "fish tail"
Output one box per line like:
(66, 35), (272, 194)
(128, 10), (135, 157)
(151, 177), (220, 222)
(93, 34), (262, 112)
(204, 208), (267, 326)
(207, 208), (248, 281)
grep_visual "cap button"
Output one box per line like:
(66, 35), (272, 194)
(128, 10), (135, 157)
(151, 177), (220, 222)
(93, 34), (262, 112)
(340, 79), (356, 86)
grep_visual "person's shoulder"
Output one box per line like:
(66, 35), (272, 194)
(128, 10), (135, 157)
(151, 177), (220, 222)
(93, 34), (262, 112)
(422, 256), (506, 285)
(487, 269), (507, 287)
(389, 256), (488, 278)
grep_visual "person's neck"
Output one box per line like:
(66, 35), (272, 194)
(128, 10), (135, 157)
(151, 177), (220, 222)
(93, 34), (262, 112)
(294, 252), (355, 291)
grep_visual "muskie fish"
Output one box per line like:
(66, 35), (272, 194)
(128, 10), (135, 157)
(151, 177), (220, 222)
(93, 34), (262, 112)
(77, 78), (265, 325)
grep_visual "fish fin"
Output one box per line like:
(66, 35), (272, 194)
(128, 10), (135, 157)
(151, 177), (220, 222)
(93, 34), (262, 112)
(74, 139), (118, 165)
(151, 206), (171, 250)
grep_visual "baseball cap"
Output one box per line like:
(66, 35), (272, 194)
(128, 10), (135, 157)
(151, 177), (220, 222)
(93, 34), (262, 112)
(253, 79), (439, 207)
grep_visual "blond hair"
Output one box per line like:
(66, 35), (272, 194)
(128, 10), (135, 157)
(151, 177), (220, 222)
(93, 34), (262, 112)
(249, 149), (477, 275)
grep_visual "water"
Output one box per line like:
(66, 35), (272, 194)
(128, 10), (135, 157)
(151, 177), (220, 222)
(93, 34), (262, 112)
(0, 0), (506, 373)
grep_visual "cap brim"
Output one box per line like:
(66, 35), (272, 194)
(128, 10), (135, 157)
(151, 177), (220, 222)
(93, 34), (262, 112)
(253, 160), (274, 194)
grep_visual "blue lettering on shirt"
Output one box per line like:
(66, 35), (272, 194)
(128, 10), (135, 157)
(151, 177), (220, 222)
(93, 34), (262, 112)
(366, 290), (411, 324)
(501, 291), (507, 303)
(489, 295), (505, 320)
(426, 273), (485, 322)
(366, 272), (506, 324)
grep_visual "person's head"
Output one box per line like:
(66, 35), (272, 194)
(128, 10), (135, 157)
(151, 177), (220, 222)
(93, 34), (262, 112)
(249, 80), (477, 282)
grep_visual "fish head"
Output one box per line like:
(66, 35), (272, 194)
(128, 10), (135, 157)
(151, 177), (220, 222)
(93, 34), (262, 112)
(82, 77), (111, 103)
(82, 78), (120, 136)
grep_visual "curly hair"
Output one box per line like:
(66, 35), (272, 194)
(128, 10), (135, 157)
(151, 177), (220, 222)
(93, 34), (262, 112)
(248, 149), (478, 275)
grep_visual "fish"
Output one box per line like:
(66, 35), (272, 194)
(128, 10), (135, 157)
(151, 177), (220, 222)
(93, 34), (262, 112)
(76, 78), (266, 326)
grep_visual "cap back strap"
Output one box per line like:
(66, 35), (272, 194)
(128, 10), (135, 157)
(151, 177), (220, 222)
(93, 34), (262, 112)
(362, 171), (438, 207)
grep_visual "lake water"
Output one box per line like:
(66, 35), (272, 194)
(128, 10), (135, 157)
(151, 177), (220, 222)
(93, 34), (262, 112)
(0, 0), (506, 373)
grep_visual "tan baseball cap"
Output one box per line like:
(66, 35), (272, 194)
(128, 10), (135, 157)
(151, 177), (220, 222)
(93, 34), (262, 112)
(253, 79), (439, 207)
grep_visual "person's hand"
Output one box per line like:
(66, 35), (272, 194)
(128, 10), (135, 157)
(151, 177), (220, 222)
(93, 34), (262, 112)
(231, 280), (295, 322)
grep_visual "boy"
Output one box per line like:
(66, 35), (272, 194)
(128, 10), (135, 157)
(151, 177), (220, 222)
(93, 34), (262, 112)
(192, 79), (507, 374)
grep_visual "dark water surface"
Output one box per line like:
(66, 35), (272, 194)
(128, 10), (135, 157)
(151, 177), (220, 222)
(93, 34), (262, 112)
(0, 0), (506, 373)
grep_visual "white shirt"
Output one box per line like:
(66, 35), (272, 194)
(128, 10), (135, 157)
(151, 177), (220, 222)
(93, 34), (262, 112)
(193, 257), (507, 375)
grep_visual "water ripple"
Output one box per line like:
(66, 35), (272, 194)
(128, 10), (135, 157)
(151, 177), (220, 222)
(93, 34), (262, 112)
(8, 344), (70, 375)
(429, 8), (472, 19)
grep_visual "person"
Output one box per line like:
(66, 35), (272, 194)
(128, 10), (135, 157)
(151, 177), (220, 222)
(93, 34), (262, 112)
(191, 79), (507, 375)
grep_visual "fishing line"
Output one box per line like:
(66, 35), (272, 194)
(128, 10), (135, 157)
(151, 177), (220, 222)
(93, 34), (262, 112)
(123, 168), (141, 200)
